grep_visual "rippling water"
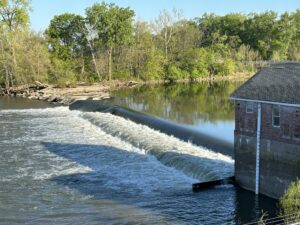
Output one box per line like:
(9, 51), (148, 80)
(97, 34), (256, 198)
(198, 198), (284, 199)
(0, 99), (278, 224)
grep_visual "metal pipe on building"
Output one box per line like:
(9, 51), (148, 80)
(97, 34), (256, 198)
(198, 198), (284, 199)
(255, 103), (262, 195)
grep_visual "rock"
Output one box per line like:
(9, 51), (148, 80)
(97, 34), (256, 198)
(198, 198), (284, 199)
(41, 95), (50, 101)
(29, 82), (48, 91)
(48, 96), (59, 102)
(127, 81), (138, 87)
(28, 95), (38, 100)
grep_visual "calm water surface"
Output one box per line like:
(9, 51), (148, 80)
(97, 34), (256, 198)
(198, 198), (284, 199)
(0, 88), (278, 225)
(111, 82), (240, 143)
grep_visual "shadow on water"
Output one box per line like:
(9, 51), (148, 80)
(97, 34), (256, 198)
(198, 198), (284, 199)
(42, 141), (278, 224)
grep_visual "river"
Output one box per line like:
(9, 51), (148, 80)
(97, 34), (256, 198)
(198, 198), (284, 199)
(110, 82), (239, 143)
(0, 82), (278, 225)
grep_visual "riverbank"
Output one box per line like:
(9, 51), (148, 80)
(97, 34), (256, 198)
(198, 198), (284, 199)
(0, 72), (252, 105)
(0, 81), (135, 105)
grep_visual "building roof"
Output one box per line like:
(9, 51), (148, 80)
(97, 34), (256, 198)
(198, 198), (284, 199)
(230, 62), (300, 105)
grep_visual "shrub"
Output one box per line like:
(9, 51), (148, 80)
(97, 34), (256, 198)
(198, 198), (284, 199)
(141, 48), (165, 80)
(280, 181), (300, 216)
(166, 64), (182, 81)
(223, 59), (236, 75)
(56, 70), (77, 87)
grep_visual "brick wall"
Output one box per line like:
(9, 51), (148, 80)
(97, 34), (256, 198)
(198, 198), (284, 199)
(235, 100), (300, 145)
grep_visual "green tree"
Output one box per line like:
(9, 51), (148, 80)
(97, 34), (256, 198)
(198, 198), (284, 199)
(197, 13), (245, 48)
(141, 47), (164, 80)
(243, 11), (281, 59)
(288, 10), (300, 60)
(153, 9), (182, 61)
(45, 13), (87, 60)
(0, 0), (31, 90)
(169, 20), (200, 61)
(131, 20), (153, 79)
(0, 0), (30, 31)
(45, 13), (88, 83)
(85, 2), (135, 81)
(18, 32), (50, 83)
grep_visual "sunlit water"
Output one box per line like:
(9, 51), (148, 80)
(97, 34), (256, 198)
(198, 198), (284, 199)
(110, 82), (241, 143)
(0, 96), (278, 224)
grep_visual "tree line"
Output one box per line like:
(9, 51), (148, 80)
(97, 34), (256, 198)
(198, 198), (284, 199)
(0, 0), (300, 90)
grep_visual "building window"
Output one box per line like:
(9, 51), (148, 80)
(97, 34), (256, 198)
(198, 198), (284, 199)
(282, 124), (290, 138)
(294, 125), (300, 139)
(272, 105), (280, 127)
(294, 111), (300, 139)
(246, 102), (254, 113)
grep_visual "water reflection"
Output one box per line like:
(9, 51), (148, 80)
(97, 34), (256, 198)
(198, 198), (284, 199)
(0, 96), (54, 109)
(111, 81), (242, 143)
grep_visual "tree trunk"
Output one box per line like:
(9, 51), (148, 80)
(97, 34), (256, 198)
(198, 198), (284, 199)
(164, 31), (168, 61)
(37, 56), (40, 80)
(7, 37), (17, 87)
(87, 39), (101, 80)
(5, 67), (10, 92)
(0, 39), (10, 91)
(81, 58), (85, 80)
(108, 47), (113, 81)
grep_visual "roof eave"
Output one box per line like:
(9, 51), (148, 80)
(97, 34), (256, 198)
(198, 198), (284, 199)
(229, 97), (300, 108)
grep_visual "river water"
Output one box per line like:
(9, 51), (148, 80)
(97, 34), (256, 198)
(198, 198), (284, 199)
(0, 82), (278, 224)
(110, 82), (239, 143)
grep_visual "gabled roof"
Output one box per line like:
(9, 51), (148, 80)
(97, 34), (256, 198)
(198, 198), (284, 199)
(230, 62), (300, 105)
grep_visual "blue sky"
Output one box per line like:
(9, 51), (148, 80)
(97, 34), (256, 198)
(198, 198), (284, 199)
(30, 0), (300, 31)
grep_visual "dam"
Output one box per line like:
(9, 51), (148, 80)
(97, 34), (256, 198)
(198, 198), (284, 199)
(70, 100), (234, 157)
(69, 100), (234, 181)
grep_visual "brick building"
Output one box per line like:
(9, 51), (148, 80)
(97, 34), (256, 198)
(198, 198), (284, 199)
(230, 62), (300, 199)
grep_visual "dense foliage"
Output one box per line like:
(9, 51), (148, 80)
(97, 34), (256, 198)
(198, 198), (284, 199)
(280, 180), (300, 217)
(1, 0), (300, 89)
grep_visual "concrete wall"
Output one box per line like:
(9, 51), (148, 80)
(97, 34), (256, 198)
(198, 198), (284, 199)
(234, 101), (300, 199)
(235, 135), (300, 198)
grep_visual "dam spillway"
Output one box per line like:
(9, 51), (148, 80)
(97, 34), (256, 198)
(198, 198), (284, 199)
(70, 100), (234, 158)
(69, 100), (234, 182)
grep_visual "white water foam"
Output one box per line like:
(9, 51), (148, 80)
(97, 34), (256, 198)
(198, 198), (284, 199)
(1, 106), (234, 190)
(0, 107), (198, 193)
(0, 106), (237, 224)
(80, 111), (234, 181)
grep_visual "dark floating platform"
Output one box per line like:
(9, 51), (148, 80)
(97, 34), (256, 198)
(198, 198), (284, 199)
(192, 176), (236, 191)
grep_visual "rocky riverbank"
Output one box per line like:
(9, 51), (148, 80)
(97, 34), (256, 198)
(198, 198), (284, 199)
(0, 73), (252, 105)
(0, 80), (138, 105)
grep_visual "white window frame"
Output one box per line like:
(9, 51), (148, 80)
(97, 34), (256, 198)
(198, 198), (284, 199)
(272, 105), (280, 127)
(246, 102), (254, 113)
